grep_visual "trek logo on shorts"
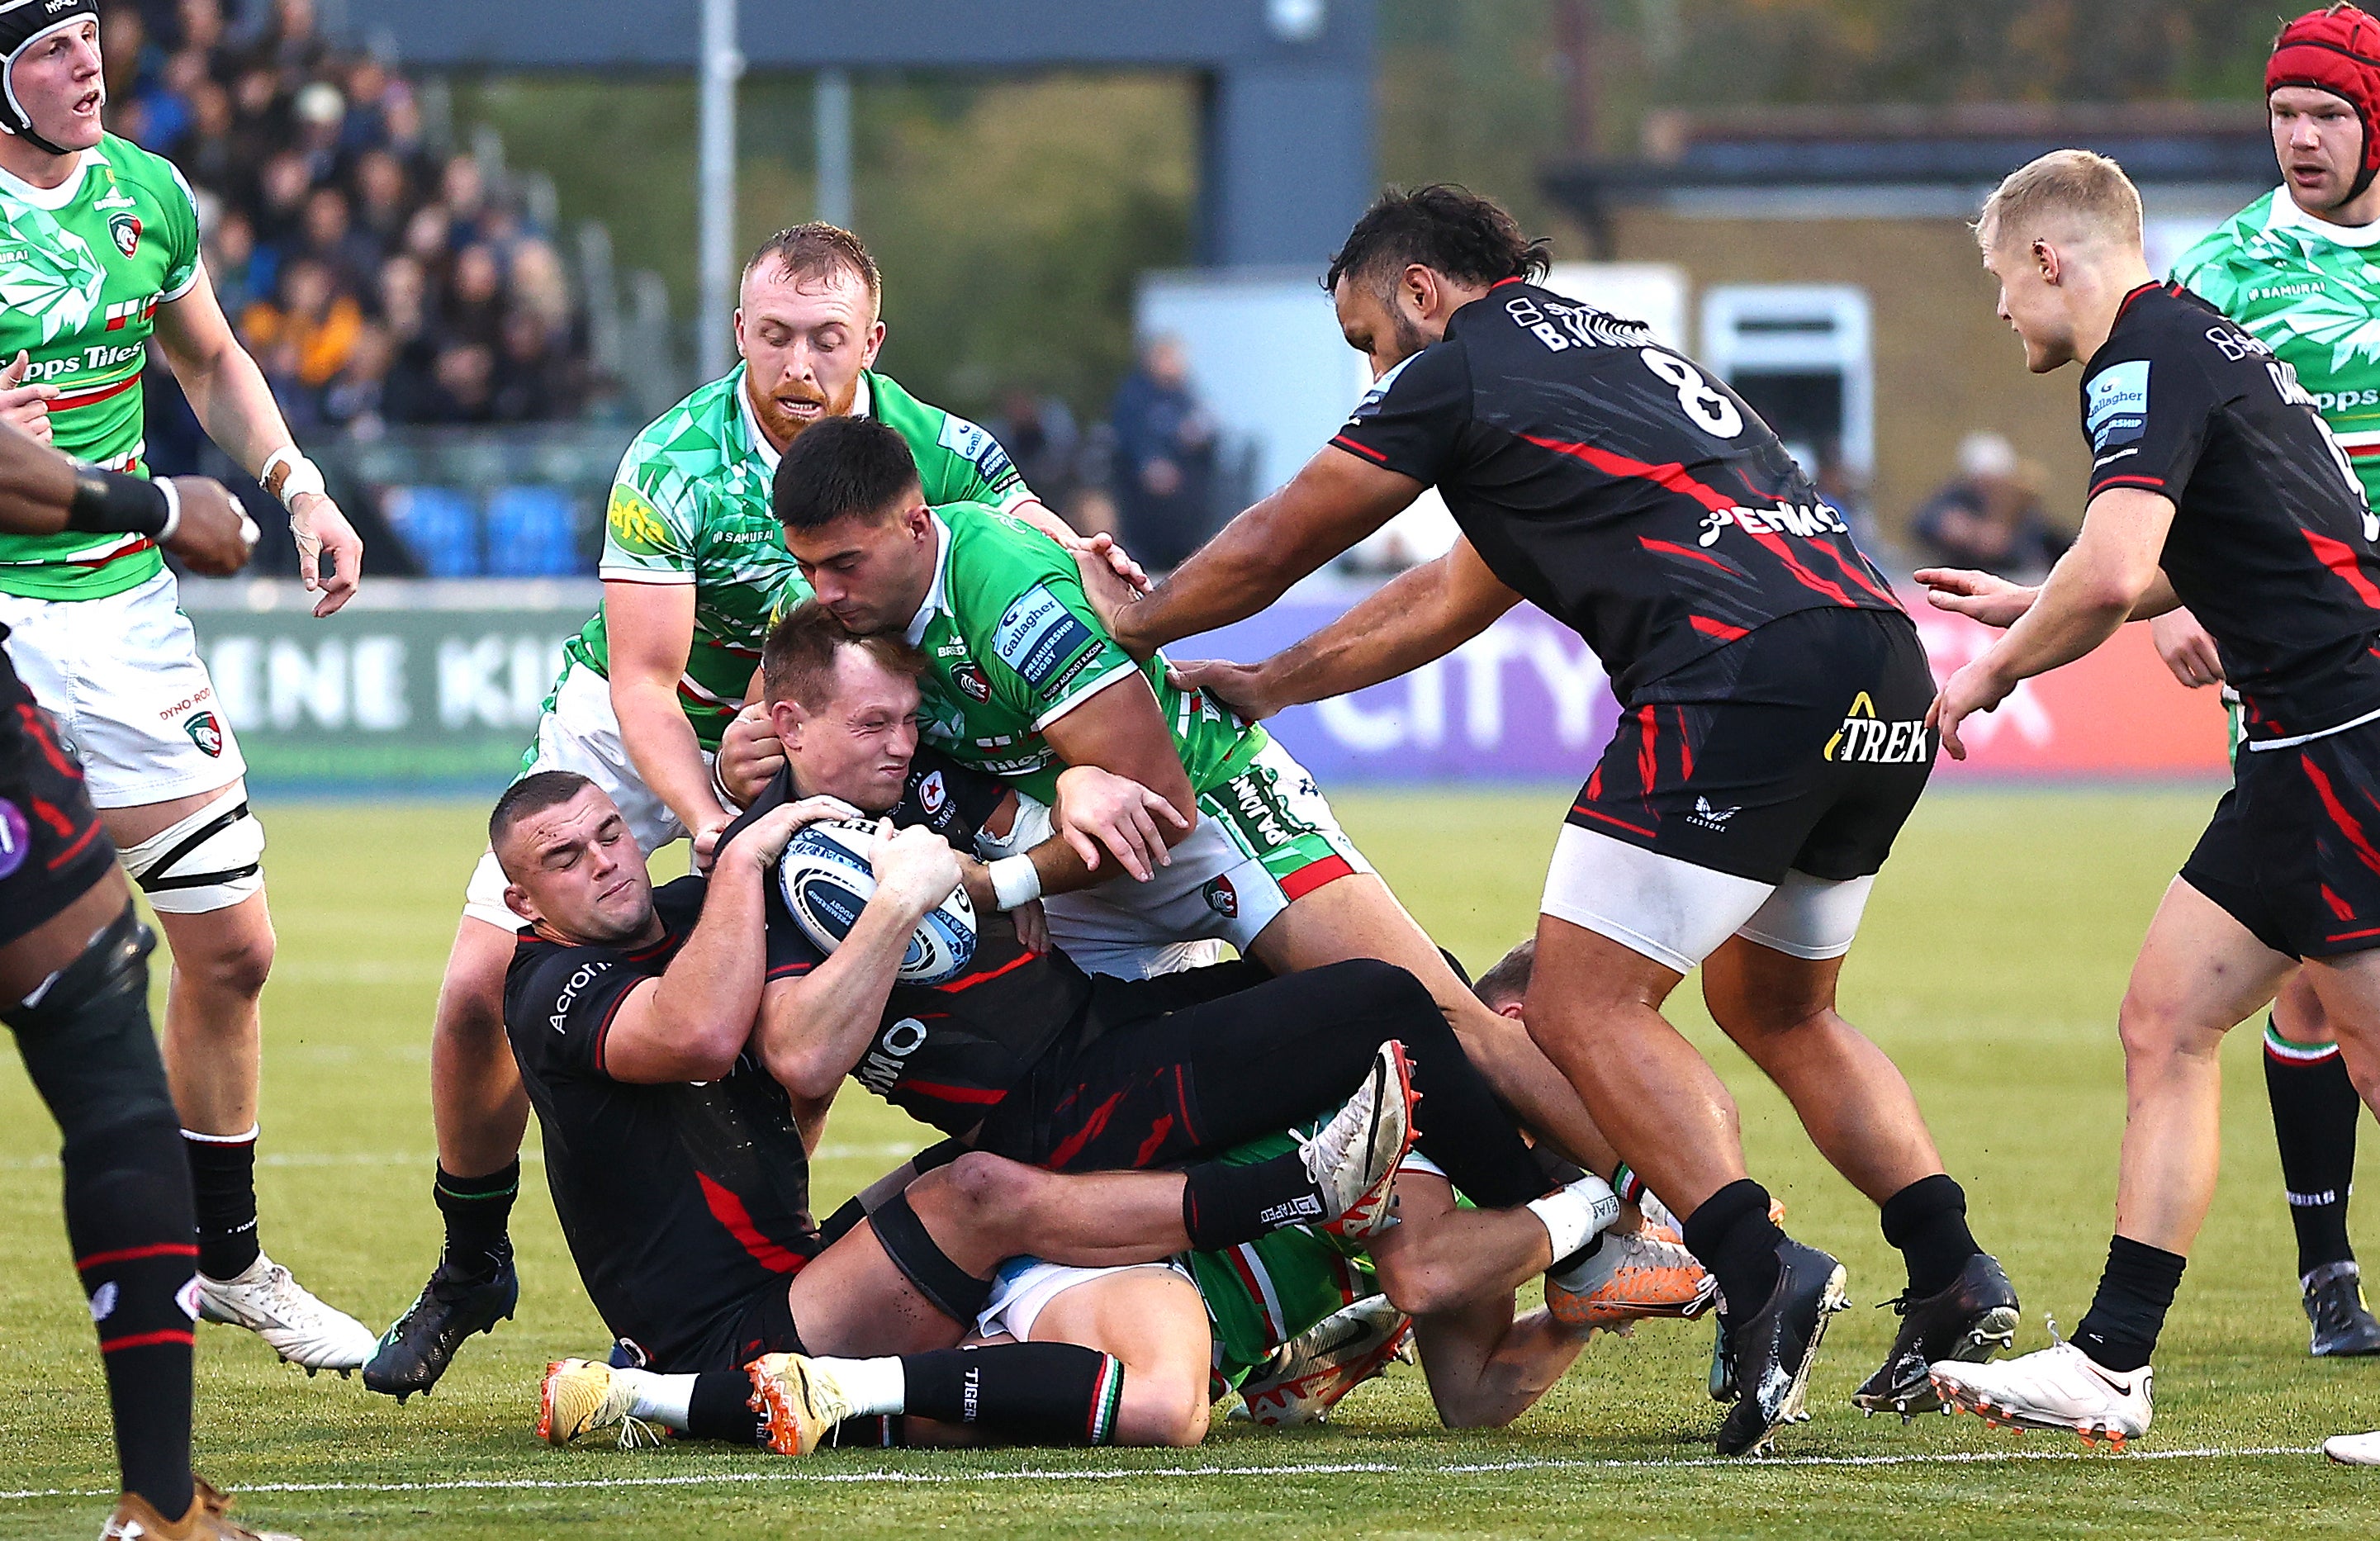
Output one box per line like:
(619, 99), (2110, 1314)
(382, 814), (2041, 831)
(1823, 691), (1931, 765)
(993, 586), (1095, 690)
(1203, 875), (1239, 918)
(0, 798), (28, 880)
(183, 711), (224, 757)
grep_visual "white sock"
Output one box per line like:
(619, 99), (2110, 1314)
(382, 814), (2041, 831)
(617, 1369), (698, 1431)
(822, 1355), (908, 1417)
(1533, 1174), (1622, 1282)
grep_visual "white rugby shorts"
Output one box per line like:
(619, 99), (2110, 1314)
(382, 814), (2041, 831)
(973, 1255), (1193, 1344)
(1539, 823), (1877, 974)
(461, 658), (715, 931)
(0, 570), (247, 807)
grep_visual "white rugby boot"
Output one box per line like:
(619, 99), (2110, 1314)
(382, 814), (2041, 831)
(1299, 1041), (1415, 1242)
(1235, 1296), (1414, 1426)
(2324, 1428), (2380, 1464)
(197, 1254), (377, 1373)
(1928, 1335), (2151, 1451)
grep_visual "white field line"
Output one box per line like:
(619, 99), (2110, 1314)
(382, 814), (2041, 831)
(0, 1444), (2330, 1502)
(0, 1142), (919, 1173)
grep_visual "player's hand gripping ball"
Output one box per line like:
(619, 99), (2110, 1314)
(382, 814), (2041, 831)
(777, 819), (978, 985)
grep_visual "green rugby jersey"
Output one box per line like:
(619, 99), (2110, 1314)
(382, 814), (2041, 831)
(561, 367), (1033, 748)
(2173, 188), (2380, 506)
(884, 504), (1266, 804)
(0, 135), (202, 600)
(1183, 1127), (1380, 1387)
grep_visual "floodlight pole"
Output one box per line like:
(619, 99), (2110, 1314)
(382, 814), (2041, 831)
(816, 69), (853, 229)
(697, 0), (742, 382)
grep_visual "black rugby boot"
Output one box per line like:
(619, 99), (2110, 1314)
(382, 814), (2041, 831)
(2305, 1261), (2380, 1358)
(364, 1245), (519, 1401)
(1713, 1237), (1850, 1457)
(1851, 1250), (2020, 1418)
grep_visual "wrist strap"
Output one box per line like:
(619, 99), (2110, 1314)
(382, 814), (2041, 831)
(65, 470), (171, 537)
(260, 446), (326, 509)
(155, 477), (181, 543)
(989, 854), (1042, 912)
(708, 757), (745, 818)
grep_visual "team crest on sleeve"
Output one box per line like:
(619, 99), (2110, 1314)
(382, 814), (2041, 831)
(993, 585), (1097, 689)
(2087, 361), (2150, 452)
(183, 711), (225, 758)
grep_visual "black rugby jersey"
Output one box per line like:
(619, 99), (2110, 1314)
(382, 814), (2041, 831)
(505, 877), (819, 1370)
(2079, 282), (2380, 743)
(728, 747), (1098, 1135)
(1330, 280), (1903, 703)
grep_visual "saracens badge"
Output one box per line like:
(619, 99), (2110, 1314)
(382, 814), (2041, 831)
(108, 212), (142, 258)
(183, 710), (224, 758)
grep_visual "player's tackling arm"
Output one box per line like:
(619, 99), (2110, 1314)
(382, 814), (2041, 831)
(0, 422), (256, 571)
(153, 262), (363, 615)
(1924, 486), (2176, 759)
(605, 580), (732, 850)
(1170, 535), (1520, 723)
(1085, 446), (1425, 657)
(1036, 675), (1200, 843)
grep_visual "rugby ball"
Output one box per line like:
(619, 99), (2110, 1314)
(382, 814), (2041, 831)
(776, 819), (977, 986)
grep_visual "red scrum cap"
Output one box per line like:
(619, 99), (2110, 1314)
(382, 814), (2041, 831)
(2270, 4), (2380, 204)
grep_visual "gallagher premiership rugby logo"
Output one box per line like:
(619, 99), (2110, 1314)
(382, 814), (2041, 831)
(107, 213), (142, 259)
(183, 711), (225, 758)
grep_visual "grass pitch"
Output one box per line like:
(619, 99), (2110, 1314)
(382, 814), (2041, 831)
(6, 785), (2380, 1538)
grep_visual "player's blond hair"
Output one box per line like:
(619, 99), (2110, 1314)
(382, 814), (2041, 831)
(1975, 149), (2143, 254)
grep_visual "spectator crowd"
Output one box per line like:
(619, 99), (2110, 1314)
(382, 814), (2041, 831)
(107, 0), (595, 444)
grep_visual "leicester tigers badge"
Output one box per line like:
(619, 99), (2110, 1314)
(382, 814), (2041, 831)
(953, 662), (992, 703)
(183, 711), (224, 757)
(1202, 875), (1238, 919)
(108, 212), (142, 259)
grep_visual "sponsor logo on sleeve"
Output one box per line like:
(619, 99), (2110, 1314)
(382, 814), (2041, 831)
(939, 414), (1015, 483)
(1343, 353), (1416, 428)
(606, 483), (672, 552)
(993, 585), (1098, 690)
(2086, 360), (2150, 452)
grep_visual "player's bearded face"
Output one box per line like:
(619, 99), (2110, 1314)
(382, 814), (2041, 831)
(736, 267), (884, 453)
(9, 21), (107, 154)
(784, 655), (920, 814)
(1334, 275), (1439, 380)
(2271, 86), (2366, 212)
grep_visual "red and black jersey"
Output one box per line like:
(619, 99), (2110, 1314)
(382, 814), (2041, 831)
(1329, 281), (1903, 703)
(2079, 282), (2380, 744)
(0, 624), (119, 947)
(725, 750), (1099, 1135)
(503, 876), (820, 1370)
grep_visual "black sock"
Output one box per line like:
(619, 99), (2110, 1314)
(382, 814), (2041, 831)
(1683, 1178), (1784, 1317)
(2074, 1235), (2187, 1373)
(686, 1369), (763, 1444)
(1182, 1149), (1326, 1249)
(1396, 1009), (1557, 1210)
(434, 1160), (519, 1279)
(900, 1343), (1126, 1445)
(1880, 1174), (1980, 1297)
(2264, 1019), (2360, 1282)
(183, 1127), (259, 1280)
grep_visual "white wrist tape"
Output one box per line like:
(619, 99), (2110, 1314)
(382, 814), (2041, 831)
(989, 854), (1043, 912)
(154, 477), (181, 543)
(260, 446), (327, 509)
(1529, 1173), (1622, 1262)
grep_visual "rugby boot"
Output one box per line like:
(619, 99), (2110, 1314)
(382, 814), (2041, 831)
(2324, 1427), (2380, 1464)
(1929, 1331), (2151, 1451)
(197, 1254), (376, 1374)
(1851, 1251), (2020, 1418)
(2302, 1261), (2380, 1357)
(365, 1245), (520, 1399)
(1712, 1238), (1849, 1456)
(1299, 1040), (1415, 1242)
(748, 1352), (862, 1456)
(538, 1358), (662, 1449)
(1546, 1229), (1717, 1331)
(1235, 1296), (1413, 1426)
(99, 1477), (301, 1540)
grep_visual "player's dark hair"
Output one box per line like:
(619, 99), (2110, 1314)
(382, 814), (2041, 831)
(1472, 937), (1536, 1011)
(1324, 185), (1551, 296)
(487, 770), (596, 859)
(743, 222), (881, 303)
(774, 415), (925, 533)
(763, 599), (929, 710)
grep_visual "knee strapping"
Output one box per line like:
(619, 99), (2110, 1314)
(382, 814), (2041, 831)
(870, 1189), (993, 1323)
(120, 789), (264, 914)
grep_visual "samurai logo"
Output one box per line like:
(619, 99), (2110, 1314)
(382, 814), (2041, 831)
(183, 710), (225, 758)
(108, 213), (142, 259)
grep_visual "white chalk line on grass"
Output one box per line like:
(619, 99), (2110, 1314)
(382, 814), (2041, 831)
(0, 1444), (2330, 1502)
